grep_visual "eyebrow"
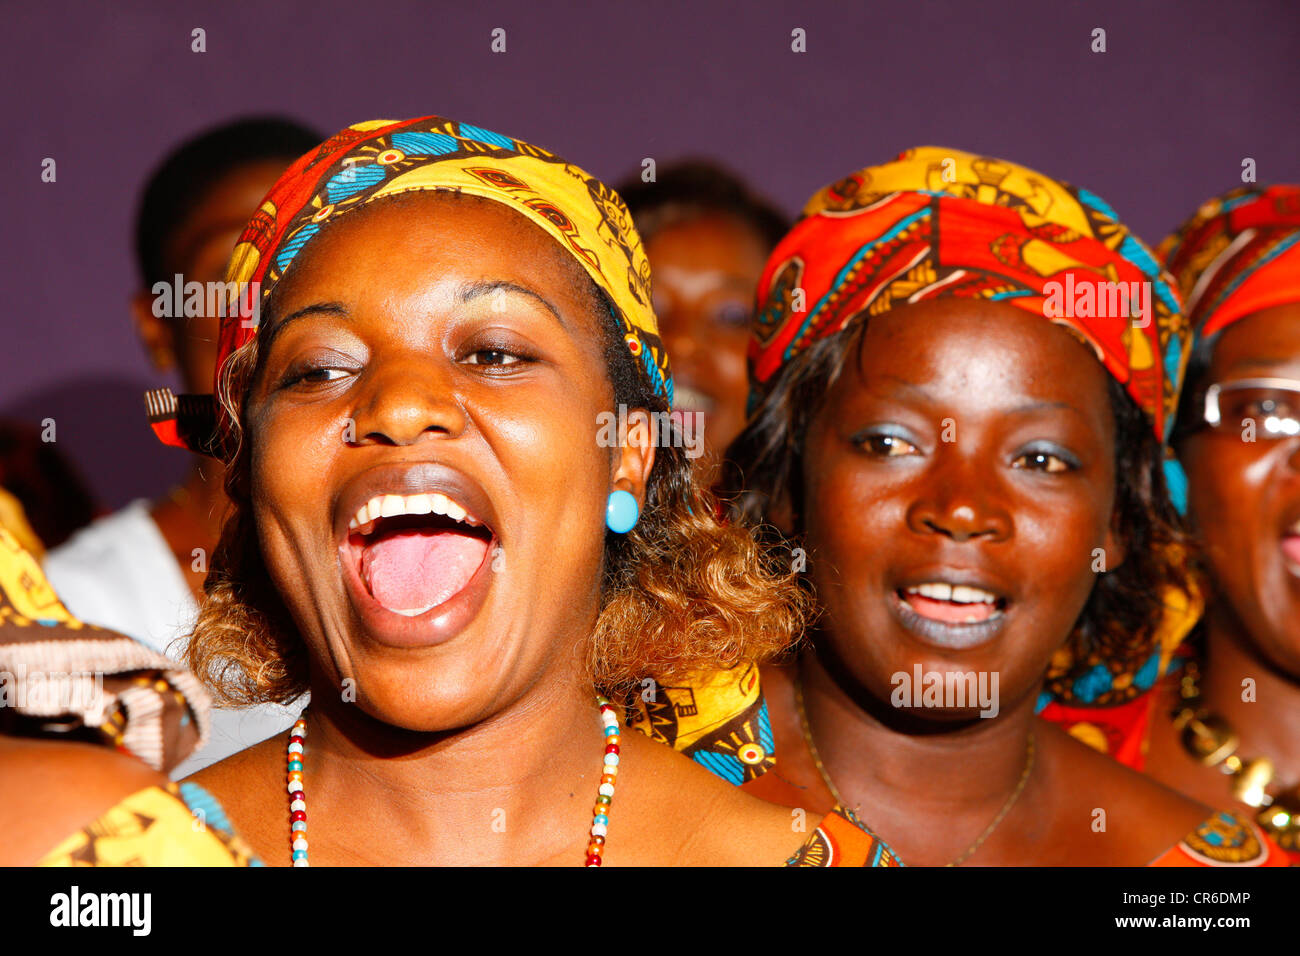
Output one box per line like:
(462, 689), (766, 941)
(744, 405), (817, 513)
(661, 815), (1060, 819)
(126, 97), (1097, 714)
(1005, 399), (1088, 419)
(871, 376), (1087, 418)
(457, 280), (566, 329)
(1224, 357), (1300, 375)
(260, 280), (567, 353)
(261, 301), (350, 353)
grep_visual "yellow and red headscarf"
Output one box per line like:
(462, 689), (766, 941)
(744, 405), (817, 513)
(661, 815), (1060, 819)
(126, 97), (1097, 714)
(1158, 184), (1300, 345)
(749, 146), (1190, 440)
(148, 115), (671, 455)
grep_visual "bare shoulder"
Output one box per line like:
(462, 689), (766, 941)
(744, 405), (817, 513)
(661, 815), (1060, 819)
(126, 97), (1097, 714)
(184, 735), (286, 858)
(1038, 719), (1211, 861)
(617, 731), (811, 866)
(0, 736), (166, 865)
(1141, 683), (1231, 807)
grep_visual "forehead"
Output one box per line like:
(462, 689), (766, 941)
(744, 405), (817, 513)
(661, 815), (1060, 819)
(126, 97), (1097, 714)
(853, 298), (1107, 392)
(297, 190), (580, 266)
(1209, 302), (1300, 374)
(267, 191), (599, 315)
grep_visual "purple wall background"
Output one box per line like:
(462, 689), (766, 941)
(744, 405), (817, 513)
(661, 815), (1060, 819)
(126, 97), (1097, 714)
(2, 0), (1297, 509)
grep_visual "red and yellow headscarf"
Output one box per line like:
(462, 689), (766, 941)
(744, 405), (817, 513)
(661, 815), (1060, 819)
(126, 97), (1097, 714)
(749, 146), (1190, 440)
(148, 115), (671, 455)
(1158, 184), (1300, 343)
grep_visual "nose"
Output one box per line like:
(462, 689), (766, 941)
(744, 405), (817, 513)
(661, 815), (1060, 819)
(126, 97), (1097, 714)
(905, 456), (1012, 544)
(349, 354), (468, 447)
(659, 312), (700, 369)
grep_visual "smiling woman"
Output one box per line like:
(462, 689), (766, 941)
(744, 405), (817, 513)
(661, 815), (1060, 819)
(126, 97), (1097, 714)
(721, 147), (1290, 866)
(139, 115), (899, 867)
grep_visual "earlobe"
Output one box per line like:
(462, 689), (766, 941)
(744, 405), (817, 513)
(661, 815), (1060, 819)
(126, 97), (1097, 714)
(132, 292), (177, 372)
(611, 408), (657, 513)
(1102, 521), (1127, 573)
(767, 493), (796, 536)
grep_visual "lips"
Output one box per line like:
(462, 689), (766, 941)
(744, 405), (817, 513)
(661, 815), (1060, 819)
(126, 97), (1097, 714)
(1282, 524), (1300, 574)
(335, 463), (500, 648)
(890, 574), (1011, 650)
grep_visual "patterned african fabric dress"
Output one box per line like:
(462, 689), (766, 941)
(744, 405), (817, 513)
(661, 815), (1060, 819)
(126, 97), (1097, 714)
(1147, 811), (1290, 867)
(36, 778), (894, 867)
(786, 806), (902, 867)
(635, 663), (1287, 866)
(38, 782), (260, 867)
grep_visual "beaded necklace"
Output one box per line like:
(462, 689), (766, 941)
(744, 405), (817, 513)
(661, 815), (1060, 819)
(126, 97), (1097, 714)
(285, 694), (622, 866)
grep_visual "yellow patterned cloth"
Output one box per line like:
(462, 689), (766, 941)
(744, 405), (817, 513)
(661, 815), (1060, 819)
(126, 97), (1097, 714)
(0, 486), (43, 558)
(0, 526), (69, 626)
(626, 663), (776, 785)
(38, 783), (258, 866)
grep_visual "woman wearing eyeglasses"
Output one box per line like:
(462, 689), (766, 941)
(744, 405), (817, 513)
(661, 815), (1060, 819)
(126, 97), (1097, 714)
(1144, 185), (1300, 860)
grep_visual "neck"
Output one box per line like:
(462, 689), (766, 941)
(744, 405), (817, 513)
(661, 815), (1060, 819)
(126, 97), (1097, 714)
(1201, 604), (1300, 786)
(799, 645), (1037, 863)
(179, 459), (227, 541)
(299, 667), (607, 865)
(150, 460), (226, 599)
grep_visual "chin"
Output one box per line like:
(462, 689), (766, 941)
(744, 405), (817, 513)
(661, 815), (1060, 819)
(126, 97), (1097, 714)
(1245, 610), (1300, 679)
(309, 625), (521, 734)
(343, 669), (502, 734)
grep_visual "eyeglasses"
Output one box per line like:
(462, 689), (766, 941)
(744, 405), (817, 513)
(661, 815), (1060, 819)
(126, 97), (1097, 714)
(1201, 378), (1300, 438)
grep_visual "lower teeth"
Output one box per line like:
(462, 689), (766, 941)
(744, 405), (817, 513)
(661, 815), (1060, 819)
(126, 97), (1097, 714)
(392, 605), (435, 617)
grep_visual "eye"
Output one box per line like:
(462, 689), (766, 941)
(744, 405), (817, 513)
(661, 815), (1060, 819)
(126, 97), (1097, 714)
(1012, 448), (1076, 473)
(856, 431), (921, 457)
(279, 364), (353, 389)
(464, 348), (525, 366)
(304, 368), (349, 383)
(1246, 397), (1297, 420)
(713, 301), (752, 330)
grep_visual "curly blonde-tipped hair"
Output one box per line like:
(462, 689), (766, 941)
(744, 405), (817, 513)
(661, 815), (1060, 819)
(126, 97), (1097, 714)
(187, 271), (811, 706)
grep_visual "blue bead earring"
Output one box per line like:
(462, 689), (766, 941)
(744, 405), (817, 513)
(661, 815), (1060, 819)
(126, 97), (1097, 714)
(605, 489), (639, 533)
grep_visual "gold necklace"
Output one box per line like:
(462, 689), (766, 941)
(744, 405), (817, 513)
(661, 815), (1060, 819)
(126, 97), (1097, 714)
(793, 670), (1034, 866)
(1172, 660), (1300, 852)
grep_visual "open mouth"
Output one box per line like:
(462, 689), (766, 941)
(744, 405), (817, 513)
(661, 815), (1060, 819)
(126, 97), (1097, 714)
(346, 492), (494, 617)
(897, 582), (1007, 624)
(671, 383), (716, 415)
(890, 579), (1010, 650)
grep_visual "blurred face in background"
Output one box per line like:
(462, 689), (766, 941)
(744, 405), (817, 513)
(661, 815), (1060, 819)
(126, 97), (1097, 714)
(133, 158), (290, 394)
(646, 213), (769, 487)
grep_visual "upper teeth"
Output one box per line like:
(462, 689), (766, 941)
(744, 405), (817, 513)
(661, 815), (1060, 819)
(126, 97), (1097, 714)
(349, 492), (478, 531)
(906, 582), (998, 605)
(672, 385), (714, 413)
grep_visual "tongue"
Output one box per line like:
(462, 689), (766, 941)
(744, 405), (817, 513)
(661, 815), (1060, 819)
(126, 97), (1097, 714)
(361, 529), (488, 613)
(905, 592), (996, 624)
(1283, 534), (1300, 565)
